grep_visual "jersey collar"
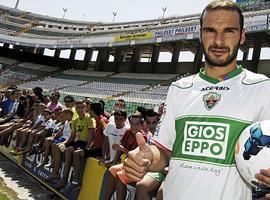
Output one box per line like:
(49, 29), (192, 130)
(199, 65), (243, 84)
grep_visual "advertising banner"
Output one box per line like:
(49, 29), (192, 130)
(78, 158), (107, 200)
(245, 15), (268, 32)
(237, 0), (267, 10)
(155, 25), (199, 38)
(115, 32), (154, 42)
(21, 154), (79, 200)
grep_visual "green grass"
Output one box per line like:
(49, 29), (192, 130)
(0, 193), (9, 200)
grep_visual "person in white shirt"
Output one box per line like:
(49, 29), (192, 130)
(108, 99), (128, 125)
(102, 110), (129, 166)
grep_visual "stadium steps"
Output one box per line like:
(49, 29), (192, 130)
(97, 72), (181, 99)
(11, 65), (65, 89)
(138, 74), (180, 92)
(11, 20), (40, 36)
(18, 11), (31, 19)
(0, 62), (25, 88)
(111, 91), (130, 98)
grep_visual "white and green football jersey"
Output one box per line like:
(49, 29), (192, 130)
(154, 66), (270, 200)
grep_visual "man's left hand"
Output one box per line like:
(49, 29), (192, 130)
(256, 168), (270, 199)
(256, 168), (270, 187)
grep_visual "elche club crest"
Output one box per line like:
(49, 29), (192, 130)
(203, 92), (221, 110)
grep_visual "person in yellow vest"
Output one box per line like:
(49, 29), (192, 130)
(54, 100), (96, 191)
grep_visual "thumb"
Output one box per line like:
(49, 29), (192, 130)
(136, 132), (148, 152)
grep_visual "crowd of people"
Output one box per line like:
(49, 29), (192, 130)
(0, 84), (165, 199)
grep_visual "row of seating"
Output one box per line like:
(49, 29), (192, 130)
(18, 77), (87, 91)
(5, 15), (31, 25)
(18, 62), (61, 72)
(147, 85), (170, 95)
(0, 57), (192, 105)
(20, 32), (67, 40)
(0, 15), (81, 38)
(57, 69), (163, 84)
(11, 67), (45, 76)
(59, 88), (120, 99)
(15, 74), (158, 101)
(111, 72), (179, 80)
(117, 93), (166, 104)
(1, 69), (37, 82)
(63, 69), (115, 77)
(0, 56), (18, 65)
(83, 81), (148, 92)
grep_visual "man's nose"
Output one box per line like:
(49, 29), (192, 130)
(214, 32), (225, 46)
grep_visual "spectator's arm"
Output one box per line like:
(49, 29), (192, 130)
(112, 144), (128, 154)
(85, 128), (95, 149)
(112, 150), (123, 165)
(102, 136), (110, 160)
(64, 131), (75, 146)
(52, 126), (64, 139)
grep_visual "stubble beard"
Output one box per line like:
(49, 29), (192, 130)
(202, 40), (240, 68)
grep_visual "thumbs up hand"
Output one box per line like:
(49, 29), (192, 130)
(123, 132), (153, 182)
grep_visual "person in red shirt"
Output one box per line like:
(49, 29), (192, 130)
(104, 112), (146, 200)
(84, 102), (108, 158)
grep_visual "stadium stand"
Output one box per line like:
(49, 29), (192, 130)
(0, 56), (18, 65)
(111, 72), (179, 80)
(62, 70), (114, 77)
(18, 77), (87, 91)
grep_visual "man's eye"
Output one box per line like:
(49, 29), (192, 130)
(204, 29), (215, 33)
(225, 29), (235, 33)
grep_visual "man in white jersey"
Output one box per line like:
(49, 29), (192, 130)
(123, 1), (270, 199)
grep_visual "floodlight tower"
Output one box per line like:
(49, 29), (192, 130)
(14, 0), (20, 9)
(162, 7), (167, 20)
(63, 8), (68, 19)
(112, 11), (117, 23)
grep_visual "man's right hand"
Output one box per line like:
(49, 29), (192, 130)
(123, 132), (153, 182)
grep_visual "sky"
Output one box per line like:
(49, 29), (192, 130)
(0, 0), (269, 61)
(0, 0), (213, 23)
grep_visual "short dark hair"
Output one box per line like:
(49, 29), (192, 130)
(99, 99), (105, 107)
(114, 109), (127, 119)
(145, 110), (159, 118)
(137, 106), (158, 120)
(200, 0), (244, 30)
(76, 100), (86, 105)
(90, 102), (104, 116)
(32, 87), (43, 93)
(64, 95), (75, 102)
